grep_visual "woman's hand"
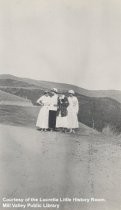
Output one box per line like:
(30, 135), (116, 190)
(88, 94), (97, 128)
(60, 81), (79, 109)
(37, 100), (44, 106)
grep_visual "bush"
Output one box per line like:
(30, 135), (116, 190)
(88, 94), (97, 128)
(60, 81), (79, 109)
(102, 125), (119, 136)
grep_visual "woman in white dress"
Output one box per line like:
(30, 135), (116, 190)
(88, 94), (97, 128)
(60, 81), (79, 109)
(56, 94), (69, 132)
(67, 90), (79, 133)
(36, 91), (50, 131)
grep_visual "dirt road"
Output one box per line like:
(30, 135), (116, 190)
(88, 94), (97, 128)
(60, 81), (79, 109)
(0, 124), (121, 210)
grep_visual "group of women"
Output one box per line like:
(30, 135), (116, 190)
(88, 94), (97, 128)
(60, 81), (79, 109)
(36, 88), (79, 133)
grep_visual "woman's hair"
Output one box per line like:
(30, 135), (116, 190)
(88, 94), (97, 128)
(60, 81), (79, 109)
(43, 91), (49, 95)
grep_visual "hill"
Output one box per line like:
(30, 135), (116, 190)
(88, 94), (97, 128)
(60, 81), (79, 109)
(1, 96), (121, 134)
(0, 78), (39, 88)
(0, 89), (33, 106)
(0, 104), (98, 135)
(0, 105), (38, 127)
(0, 74), (121, 133)
(0, 74), (121, 103)
(77, 94), (121, 133)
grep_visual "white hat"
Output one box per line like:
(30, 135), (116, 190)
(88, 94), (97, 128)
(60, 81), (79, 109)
(68, 90), (75, 94)
(51, 88), (58, 93)
(44, 90), (49, 94)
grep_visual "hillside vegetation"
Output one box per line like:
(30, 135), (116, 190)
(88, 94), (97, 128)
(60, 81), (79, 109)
(1, 74), (121, 103)
(0, 74), (121, 133)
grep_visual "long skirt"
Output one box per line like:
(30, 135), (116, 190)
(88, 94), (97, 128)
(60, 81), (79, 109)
(36, 106), (49, 129)
(67, 107), (79, 129)
(56, 113), (68, 128)
(49, 110), (57, 129)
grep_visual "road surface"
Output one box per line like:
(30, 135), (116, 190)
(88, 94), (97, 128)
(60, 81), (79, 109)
(0, 124), (121, 210)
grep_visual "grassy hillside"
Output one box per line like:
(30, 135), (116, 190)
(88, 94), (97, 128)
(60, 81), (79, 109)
(0, 74), (79, 90)
(1, 87), (121, 133)
(77, 94), (121, 133)
(1, 74), (121, 103)
(0, 87), (43, 104)
(0, 89), (31, 102)
(0, 78), (38, 88)
(0, 94), (121, 133)
(0, 105), (98, 135)
(0, 105), (39, 127)
(1, 74), (121, 133)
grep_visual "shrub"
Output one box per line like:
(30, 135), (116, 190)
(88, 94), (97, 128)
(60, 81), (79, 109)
(102, 125), (119, 136)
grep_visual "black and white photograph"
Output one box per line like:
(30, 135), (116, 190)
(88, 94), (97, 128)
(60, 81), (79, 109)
(0, 0), (121, 210)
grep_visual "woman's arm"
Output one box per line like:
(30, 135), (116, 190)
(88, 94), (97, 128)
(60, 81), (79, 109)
(75, 98), (79, 114)
(36, 97), (43, 106)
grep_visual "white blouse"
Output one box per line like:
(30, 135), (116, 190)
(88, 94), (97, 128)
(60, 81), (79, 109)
(37, 95), (51, 106)
(49, 94), (58, 111)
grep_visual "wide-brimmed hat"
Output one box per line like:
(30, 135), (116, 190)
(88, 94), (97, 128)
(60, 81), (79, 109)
(68, 90), (75, 94)
(51, 88), (58, 93)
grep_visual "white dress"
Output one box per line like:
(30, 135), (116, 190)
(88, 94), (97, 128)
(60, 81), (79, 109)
(67, 96), (79, 129)
(56, 113), (68, 128)
(36, 95), (50, 129)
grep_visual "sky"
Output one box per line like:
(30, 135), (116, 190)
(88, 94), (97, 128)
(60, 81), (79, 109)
(0, 0), (121, 90)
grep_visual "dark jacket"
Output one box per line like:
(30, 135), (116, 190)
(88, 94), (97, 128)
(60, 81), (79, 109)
(57, 96), (69, 117)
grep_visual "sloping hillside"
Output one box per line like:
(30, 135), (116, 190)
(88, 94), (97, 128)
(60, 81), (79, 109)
(1, 74), (121, 133)
(1, 96), (121, 134)
(0, 87), (43, 104)
(0, 89), (33, 106)
(0, 105), (38, 127)
(0, 89), (31, 102)
(1, 74), (121, 103)
(0, 78), (38, 88)
(0, 104), (98, 135)
(77, 94), (121, 132)
(0, 74), (77, 90)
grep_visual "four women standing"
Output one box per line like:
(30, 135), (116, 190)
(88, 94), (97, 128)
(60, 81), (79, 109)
(36, 89), (79, 133)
